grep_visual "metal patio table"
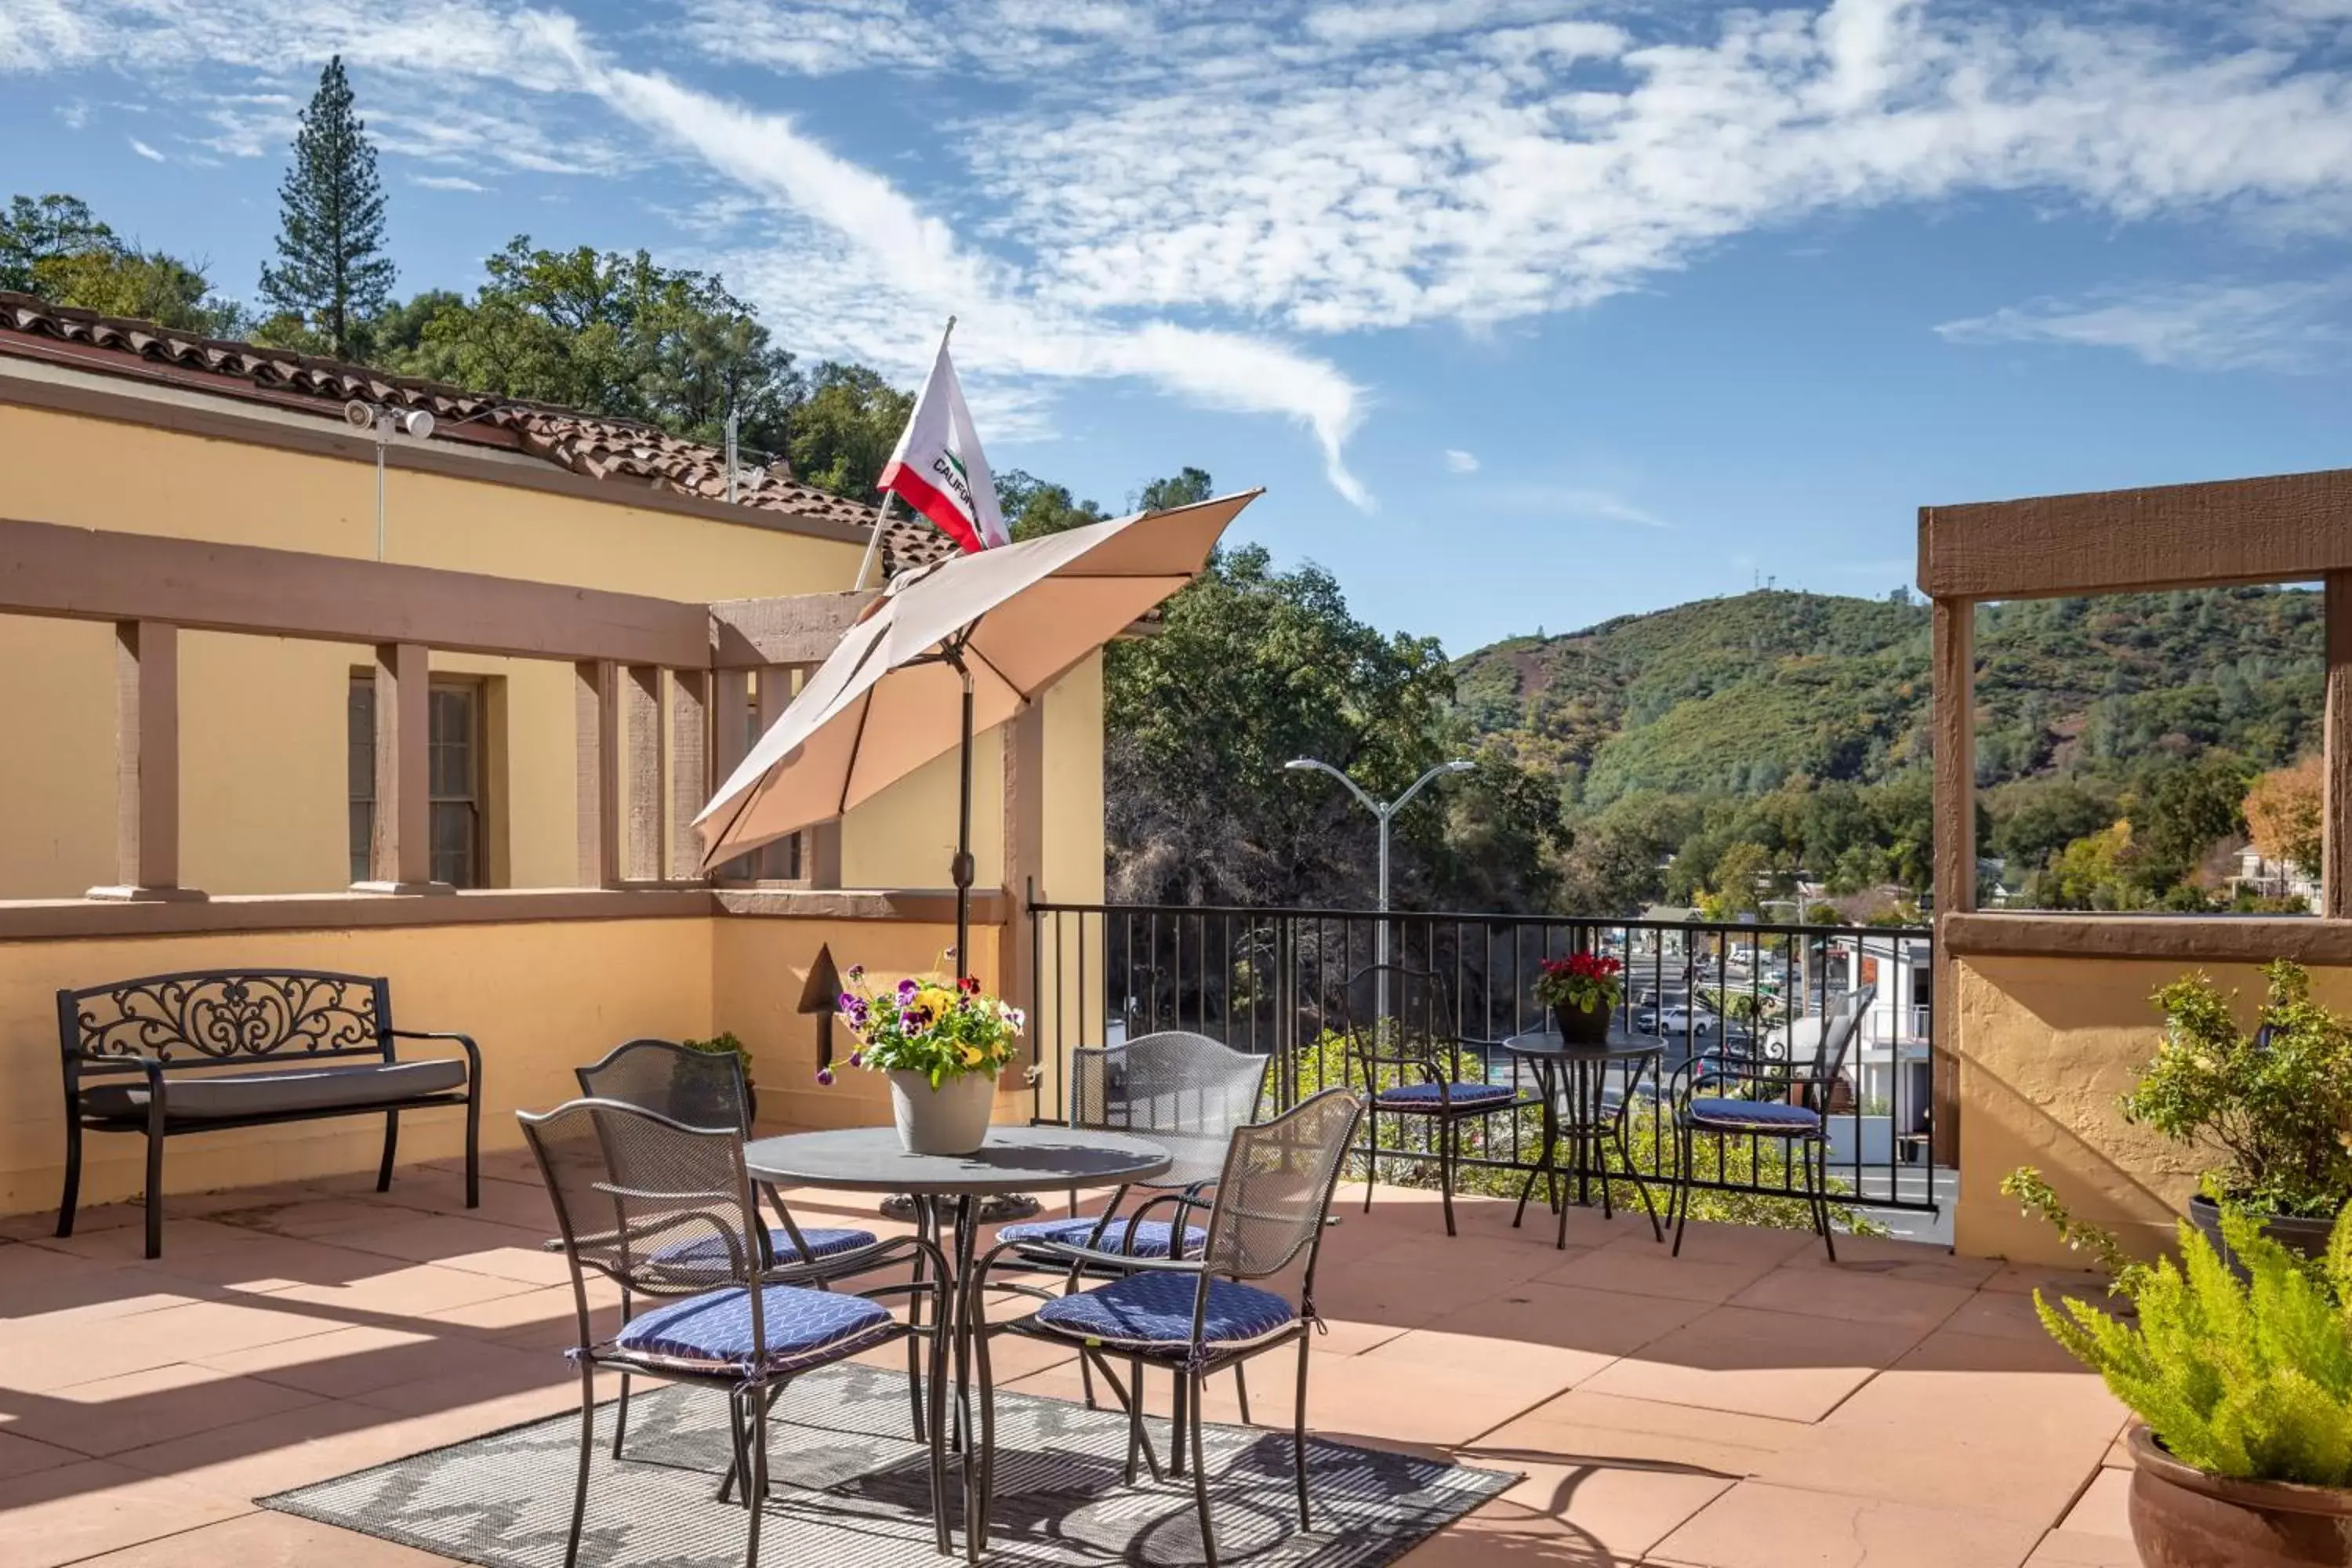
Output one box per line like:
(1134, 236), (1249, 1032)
(1499, 1030), (1665, 1249)
(743, 1124), (1171, 1557)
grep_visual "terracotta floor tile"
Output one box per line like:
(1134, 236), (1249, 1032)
(1898, 1326), (2104, 1378)
(1428, 1279), (1709, 1358)
(0, 1428), (82, 1482)
(269, 1261), (546, 1318)
(2055, 1466), (2132, 1539)
(71, 1508), (463, 1566)
(193, 1322), (525, 1399)
(1940, 1283), (2114, 1347)
(1577, 1306), (1925, 1423)
(1726, 1266), (1975, 1331)
(2023, 1528), (2140, 1566)
(1650, 1481), (2043, 1568)
(28, 1218), (274, 1265)
(1753, 1355), (2125, 1526)
(1771, 1234), (2001, 1288)
(107, 1397), (424, 1496)
(1980, 1264), (2113, 1298)
(80, 1297), (354, 1360)
(7, 1362), (325, 1457)
(1439, 1458), (1734, 1562)
(328, 1214), (568, 1276)
(1642, 1221), (1819, 1270)
(1482, 1391), (1812, 1478)
(0, 1461), (252, 1568)
(342, 1341), (575, 1417)
(1539, 1239), (1781, 1305)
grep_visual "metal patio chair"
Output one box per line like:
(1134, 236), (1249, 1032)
(520, 1098), (949, 1568)
(574, 1039), (885, 1458)
(1339, 964), (1538, 1236)
(1669, 984), (1875, 1262)
(966, 1087), (1367, 1568)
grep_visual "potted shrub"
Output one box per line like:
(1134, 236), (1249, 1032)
(1536, 950), (1623, 1046)
(2130, 960), (2352, 1261)
(681, 1031), (757, 1122)
(2020, 1193), (2352, 1567)
(833, 965), (1024, 1155)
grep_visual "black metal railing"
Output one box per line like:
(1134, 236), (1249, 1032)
(1026, 902), (1940, 1215)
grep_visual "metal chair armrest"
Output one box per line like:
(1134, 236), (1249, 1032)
(387, 1028), (482, 1080)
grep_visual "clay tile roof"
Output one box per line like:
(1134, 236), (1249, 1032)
(0, 289), (955, 577)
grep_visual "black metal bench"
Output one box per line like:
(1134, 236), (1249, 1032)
(56, 969), (481, 1258)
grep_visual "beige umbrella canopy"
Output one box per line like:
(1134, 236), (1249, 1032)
(694, 488), (1260, 970)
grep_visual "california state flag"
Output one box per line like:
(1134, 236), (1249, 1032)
(877, 337), (1007, 554)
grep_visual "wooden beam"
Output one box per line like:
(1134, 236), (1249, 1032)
(1918, 466), (2352, 601)
(575, 660), (621, 887)
(710, 668), (752, 881)
(709, 592), (878, 668)
(89, 619), (200, 901)
(0, 515), (710, 666)
(670, 668), (710, 882)
(1929, 597), (1974, 1168)
(625, 664), (664, 880)
(358, 642), (438, 890)
(2328, 574), (2352, 920)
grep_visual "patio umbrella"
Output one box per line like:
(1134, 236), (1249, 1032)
(693, 488), (1261, 975)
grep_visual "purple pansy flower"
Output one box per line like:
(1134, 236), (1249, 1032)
(815, 1066), (835, 1086)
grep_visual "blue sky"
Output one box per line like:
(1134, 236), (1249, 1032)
(6, 0), (2351, 655)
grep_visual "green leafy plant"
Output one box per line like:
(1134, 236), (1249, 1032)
(2129, 960), (2352, 1218)
(833, 965), (1024, 1089)
(681, 1030), (753, 1091)
(2032, 1199), (2352, 1486)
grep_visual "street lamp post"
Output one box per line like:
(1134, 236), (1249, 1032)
(1286, 757), (1474, 1016)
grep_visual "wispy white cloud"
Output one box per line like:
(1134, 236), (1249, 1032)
(409, 172), (487, 191)
(1936, 278), (2352, 372)
(1445, 448), (1480, 473)
(56, 98), (89, 129)
(1483, 483), (1671, 529)
(127, 136), (165, 162)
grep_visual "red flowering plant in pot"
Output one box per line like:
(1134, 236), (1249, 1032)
(1535, 951), (1623, 1045)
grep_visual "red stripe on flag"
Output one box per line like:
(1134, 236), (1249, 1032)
(880, 462), (985, 554)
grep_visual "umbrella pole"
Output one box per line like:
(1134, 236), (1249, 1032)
(953, 662), (976, 983)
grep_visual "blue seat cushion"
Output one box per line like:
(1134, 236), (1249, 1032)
(613, 1284), (895, 1371)
(1032, 1272), (1296, 1352)
(650, 1225), (878, 1273)
(998, 1216), (1208, 1259)
(1374, 1080), (1517, 1109)
(1686, 1098), (1822, 1134)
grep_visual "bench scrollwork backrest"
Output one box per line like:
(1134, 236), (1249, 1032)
(59, 971), (393, 1080)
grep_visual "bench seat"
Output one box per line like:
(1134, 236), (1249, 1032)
(79, 1057), (470, 1123)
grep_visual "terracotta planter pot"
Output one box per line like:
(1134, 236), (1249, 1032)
(2129, 1424), (2352, 1567)
(1553, 997), (1611, 1046)
(2189, 1194), (2338, 1279)
(889, 1069), (997, 1156)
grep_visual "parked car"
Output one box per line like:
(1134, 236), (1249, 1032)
(1636, 1004), (1718, 1035)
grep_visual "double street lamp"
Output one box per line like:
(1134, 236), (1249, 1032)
(1285, 757), (1475, 1012)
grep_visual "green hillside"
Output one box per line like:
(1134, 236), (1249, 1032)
(1454, 584), (2325, 911)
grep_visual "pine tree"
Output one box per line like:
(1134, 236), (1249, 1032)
(259, 56), (393, 358)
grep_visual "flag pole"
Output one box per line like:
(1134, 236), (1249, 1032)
(853, 315), (956, 590)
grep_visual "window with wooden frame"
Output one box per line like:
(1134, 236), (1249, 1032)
(348, 673), (492, 888)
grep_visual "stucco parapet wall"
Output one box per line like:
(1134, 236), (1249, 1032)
(1943, 912), (2352, 966)
(0, 886), (1007, 941)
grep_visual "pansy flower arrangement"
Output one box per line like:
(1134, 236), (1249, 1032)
(830, 960), (1025, 1088)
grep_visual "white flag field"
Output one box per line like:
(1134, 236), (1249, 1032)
(877, 336), (1008, 554)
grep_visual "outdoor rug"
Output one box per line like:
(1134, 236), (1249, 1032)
(261, 1363), (1516, 1568)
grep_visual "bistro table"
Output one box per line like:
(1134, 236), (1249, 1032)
(743, 1124), (1171, 1557)
(1499, 1030), (1665, 1249)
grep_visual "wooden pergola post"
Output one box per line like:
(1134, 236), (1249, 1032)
(1000, 700), (1047, 1018)
(670, 668), (710, 883)
(575, 660), (621, 887)
(624, 664), (663, 882)
(355, 641), (442, 891)
(2326, 573), (2352, 920)
(1929, 597), (1974, 1169)
(89, 619), (203, 901)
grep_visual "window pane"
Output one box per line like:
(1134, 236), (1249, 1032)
(430, 802), (477, 889)
(350, 801), (372, 884)
(348, 680), (374, 802)
(428, 687), (475, 801)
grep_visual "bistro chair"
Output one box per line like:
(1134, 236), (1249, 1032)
(1339, 964), (1538, 1236)
(576, 1038), (885, 1458)
(1669, 984), (1875, 1262)
(966, 1088), (1367, 1568)
(520, 1098), (949, 1568)
(998, 1030), (1272, 1263)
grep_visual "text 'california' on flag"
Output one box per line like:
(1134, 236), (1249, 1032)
(878, 335), (1007, 554)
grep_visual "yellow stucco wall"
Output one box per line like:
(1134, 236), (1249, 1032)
(1951, 953), (2352, 1265)
(0, 399), (1036, 898)
(0, 917), (716, 1216)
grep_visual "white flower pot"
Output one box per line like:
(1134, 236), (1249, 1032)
(889, 1069), (997, 1156)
